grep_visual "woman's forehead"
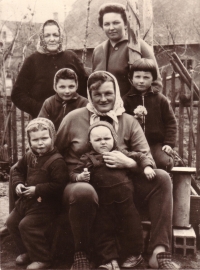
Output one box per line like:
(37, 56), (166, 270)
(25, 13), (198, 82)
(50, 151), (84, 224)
(43, 24), (59, 34)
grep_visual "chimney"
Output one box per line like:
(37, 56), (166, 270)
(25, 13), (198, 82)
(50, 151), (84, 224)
(53, 12), (59, 22)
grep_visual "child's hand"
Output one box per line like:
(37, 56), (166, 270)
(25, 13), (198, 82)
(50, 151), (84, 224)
(15, 184), (26, 196)
(77, 171), (90, 182)
(22, 186), (36, 198)
(144, 166), (156, 181)
(162, 145), (173, 155)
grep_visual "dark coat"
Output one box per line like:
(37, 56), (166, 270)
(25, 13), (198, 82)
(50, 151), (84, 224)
(11, 50), (88, 118)
(12, 148), (68, 206)
(38, 93), (88, 131)
(123, 87), (177, 148)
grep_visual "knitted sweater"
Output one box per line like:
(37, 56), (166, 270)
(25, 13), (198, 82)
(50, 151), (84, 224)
(38, 93), (88, 131)
(92, 38), (162, 97)
(123, 87), (177, 147)
(11, 50), (87, 118)
(56, 107), (155, 173)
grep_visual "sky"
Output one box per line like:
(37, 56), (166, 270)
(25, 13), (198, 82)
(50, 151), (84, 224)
(0, 0), (77, 23)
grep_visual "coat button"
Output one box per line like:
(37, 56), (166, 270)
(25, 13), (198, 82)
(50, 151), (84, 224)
(115, 47), (118, 50)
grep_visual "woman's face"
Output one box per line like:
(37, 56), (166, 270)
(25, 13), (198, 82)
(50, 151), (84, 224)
(90, 81), (116, 113)
(43, 24), (60, 52)
(102, 12), (126, 42)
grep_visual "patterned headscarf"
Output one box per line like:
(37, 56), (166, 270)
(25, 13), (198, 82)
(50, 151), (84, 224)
(86, 71), (125, 131)
(37, 19), (63, 54)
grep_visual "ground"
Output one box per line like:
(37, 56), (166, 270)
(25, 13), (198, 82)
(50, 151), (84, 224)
(1, 181), (200, 270)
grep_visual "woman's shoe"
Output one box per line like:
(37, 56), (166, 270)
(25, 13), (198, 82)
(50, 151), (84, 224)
(26, 261), (51, 269)
(121, 254), (143, 268)
(99, 259), (120, 270)
(16, 253), (30, 265)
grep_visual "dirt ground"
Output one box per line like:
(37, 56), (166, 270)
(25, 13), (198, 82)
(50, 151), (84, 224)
(1, 181), (200, 270)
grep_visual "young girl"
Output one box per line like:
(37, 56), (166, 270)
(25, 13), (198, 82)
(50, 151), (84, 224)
(123, 58), (177, 171)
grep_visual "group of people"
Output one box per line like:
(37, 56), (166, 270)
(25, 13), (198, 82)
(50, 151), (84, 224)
(2, 3), (179, 270)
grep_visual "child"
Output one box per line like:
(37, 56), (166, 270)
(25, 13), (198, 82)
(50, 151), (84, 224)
(123, 58), (177, 171)
(38, 68), (88, 131)
(6, 118), (68, 270)
(70, 121), (155, 269)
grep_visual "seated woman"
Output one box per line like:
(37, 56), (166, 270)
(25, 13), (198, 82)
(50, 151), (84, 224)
(56, 71), (179, 270)
(92, 3), (162, 97)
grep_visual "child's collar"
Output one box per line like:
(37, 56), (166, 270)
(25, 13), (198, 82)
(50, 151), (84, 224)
(128, 86), (154, 96)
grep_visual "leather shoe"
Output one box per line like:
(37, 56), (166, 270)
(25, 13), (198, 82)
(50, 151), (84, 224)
(27, 261), (51, 269)
(16, 253), (30, 265)
(0, 225), (9, 237)
(121, 254), (143, 268)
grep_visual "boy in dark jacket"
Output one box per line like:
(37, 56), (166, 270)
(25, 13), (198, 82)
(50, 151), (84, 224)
(38, 68), (88, 131)
(70, 121), (155, 269)
(6, 118), (68, 270)
(123, 58), (177, 171)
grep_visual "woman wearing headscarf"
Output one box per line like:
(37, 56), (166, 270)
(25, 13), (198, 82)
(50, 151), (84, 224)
(56, 71), (178, 270)
(92, 3), (162, 97)
(11, 19), (87, 118)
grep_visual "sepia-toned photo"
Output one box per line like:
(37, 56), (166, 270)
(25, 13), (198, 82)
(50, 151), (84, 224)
(0, 0), (200, 269)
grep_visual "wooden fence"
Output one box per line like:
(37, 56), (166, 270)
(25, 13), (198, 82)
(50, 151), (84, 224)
(1, 71), (200, 178)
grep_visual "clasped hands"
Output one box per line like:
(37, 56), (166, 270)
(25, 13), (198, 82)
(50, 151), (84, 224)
(15, 184), (36, 198)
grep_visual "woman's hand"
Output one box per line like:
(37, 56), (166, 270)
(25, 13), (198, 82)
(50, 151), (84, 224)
(76, 172), (90, 182)
(144, 166), (156, 181)
(15, 184), (26, 196)
(22, 186), (36, 198)
(162, 145), (173, 155)
(103, 150), (137, 169)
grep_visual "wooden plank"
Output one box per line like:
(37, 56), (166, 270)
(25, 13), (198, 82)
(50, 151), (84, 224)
(171, 72), (176, 112)
(171, 167), (196, 173)
(11, 105), (18, 163)
(21, 111), (25, 155)
(162, 71), (167, 97)
(188, 72), (194, 166)
(178, 80), (184, 158)
(196, 81), (200, 178)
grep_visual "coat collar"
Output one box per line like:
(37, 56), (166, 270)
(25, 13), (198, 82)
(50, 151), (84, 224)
(127, 86), (156, 96)
(55, 93), (79, 104)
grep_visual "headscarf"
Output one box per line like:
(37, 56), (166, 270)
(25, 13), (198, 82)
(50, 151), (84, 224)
(86, 71), (125, 131)
(26, 118), (56, 164)
(37, 19), (63, 54)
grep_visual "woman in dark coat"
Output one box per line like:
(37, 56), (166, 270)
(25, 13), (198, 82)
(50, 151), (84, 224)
(11, 19), (87, 118)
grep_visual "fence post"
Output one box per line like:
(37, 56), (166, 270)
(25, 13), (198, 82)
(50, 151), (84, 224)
(178, 80), (184, 159)
(171, 72), (176, 112)
(188, 72), (194, 166)
(162, 71), (167, 97)
(11, 105), (18, 163)
(196, 90), (200, 178)
(21, 111), (25, 156)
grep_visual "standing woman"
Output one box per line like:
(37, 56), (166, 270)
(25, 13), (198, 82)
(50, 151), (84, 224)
(11, 19), (87, 118)
(92, 3), (162, 97)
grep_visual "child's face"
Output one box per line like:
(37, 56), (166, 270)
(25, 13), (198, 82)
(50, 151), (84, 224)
(56, 79), (78, 101)
(131, 71), (153, 93)
(90, 126), (114, 154)
(29, 129), (53, 156)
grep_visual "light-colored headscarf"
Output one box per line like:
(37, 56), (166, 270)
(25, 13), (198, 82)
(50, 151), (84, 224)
(37, 19), (63, 54)
(86, 71), (125, 131)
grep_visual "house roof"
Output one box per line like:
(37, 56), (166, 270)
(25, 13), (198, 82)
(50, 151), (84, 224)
(64, 0), (200, 50)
